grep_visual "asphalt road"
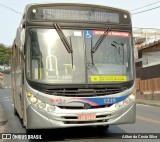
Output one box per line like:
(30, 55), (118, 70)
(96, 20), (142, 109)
(0, 89), (160, 142)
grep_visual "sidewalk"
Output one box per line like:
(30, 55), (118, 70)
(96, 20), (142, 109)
(136, 99), (160, 107)
(0, 89), (7, 126)
(136, 91), (160, 107)
(0, 103), (7, 126)
(0, 81), (3, 89)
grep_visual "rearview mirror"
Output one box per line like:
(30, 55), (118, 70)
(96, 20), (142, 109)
(20, 28), (25, 53)
(134, 46), (138, 60)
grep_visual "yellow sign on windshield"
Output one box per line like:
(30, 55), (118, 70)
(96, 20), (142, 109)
(91, 76), (127, 82)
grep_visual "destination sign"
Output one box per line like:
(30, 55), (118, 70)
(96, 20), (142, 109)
(43, 9), (119, 23)
(29, 7), (120, 23)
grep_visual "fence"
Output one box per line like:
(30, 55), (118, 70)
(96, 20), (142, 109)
(136, 64), (160, 100)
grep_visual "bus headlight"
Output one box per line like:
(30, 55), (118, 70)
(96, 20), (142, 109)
(129, 94), (135, 101)
(123, 98), (130, 106)
(115, 102), (123, 109)
(37, 101), (46, 110)
(27, 92), (55, 111)
(30, 96), (38, 104)
(47, 106), (55, 112)
(27, 92), (38, 104)
(115, 93), (135, 109)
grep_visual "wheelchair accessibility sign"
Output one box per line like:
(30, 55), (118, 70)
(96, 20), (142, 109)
(85, 30), (93, 38)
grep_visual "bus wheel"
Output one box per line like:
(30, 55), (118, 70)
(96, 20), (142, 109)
(26, 129), (33, 134)
(96, 125), (109, 131)
(26, 129), (37, 135)
(14, 107), (18, 116)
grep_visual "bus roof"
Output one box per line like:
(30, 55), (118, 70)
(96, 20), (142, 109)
(24, 3), (130, 14)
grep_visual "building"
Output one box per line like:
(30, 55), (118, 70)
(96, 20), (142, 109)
(136, 40), (160, 100)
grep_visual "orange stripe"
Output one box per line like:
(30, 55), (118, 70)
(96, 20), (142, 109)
(136, 115), (160, 125)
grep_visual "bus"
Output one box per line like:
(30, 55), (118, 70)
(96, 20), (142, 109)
(11, 3), (136, 131)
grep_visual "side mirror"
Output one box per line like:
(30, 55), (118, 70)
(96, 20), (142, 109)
(20, 28), (25, 53)
(134, 46), (138, 60)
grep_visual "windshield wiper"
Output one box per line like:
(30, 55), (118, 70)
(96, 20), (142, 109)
(104, 43), (120, 61)
(102, 41), (125, 65)
(53, 23), (72, 53)
(88, 38), (100, 74)
(54, 23), (74, 68)
(92, 27), (111, 53)
(70, 37), (74, 69)
(112, 41), (124, 54)
(90, 27), (111, 70)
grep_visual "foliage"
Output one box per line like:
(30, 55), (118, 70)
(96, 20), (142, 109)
(0, 43), (11, 66)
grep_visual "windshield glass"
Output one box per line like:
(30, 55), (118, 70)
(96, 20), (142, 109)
(26, 28), (134, 84)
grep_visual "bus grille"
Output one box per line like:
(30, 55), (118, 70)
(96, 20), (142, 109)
(58, 104), (113, 109)
(45, 87), (126, 97)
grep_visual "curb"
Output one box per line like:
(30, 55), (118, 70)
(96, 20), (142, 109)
(0, 106), (8, 126)
(0, 81), (4, 89)
(136, 100), (160, 107)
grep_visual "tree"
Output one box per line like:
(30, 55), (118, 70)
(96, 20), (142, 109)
(0, 44), (11, 66)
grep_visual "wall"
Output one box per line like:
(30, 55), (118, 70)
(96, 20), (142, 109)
(136, 64), (160, 100)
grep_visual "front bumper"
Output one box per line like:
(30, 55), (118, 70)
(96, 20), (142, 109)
(26, 102), (136, 129)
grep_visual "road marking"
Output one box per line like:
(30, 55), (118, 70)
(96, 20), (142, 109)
(3, 99), (12, 101)
(3, 96), (10, 99)
(137, 104), (160, 115)
(136, 115), (160, 125)
(136, 104), (154, 107)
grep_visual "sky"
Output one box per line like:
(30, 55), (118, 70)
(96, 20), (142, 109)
(0, 0), (160, 45)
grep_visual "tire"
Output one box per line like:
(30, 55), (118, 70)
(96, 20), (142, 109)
(14, 107), (18, 116)
(96, 125), (109, 131)
(26, 129), (34, 135)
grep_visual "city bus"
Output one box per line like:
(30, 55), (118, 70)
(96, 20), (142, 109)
(11, 3), (136, 131)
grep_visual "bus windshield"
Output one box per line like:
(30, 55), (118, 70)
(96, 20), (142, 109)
(26, 28), (134, 84)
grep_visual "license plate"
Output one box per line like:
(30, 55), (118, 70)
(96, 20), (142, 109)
(78, 114), (96, 120)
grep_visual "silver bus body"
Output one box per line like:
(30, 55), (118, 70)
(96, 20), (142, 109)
(11, 3), (136, 130)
